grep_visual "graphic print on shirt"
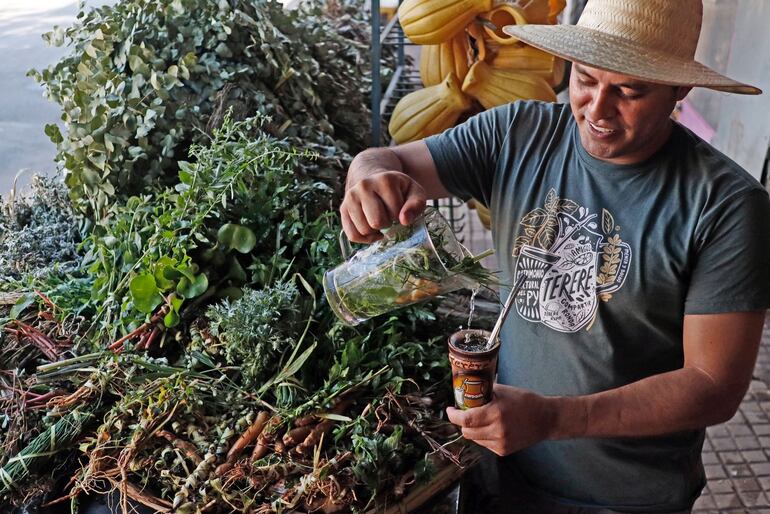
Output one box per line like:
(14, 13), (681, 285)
(512, 189), (632, 333)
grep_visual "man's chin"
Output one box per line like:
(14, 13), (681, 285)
(579, 131), (623, 161)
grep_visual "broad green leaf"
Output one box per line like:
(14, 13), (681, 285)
(176, 273), (208, 299)
(129, 274), (163, 314)
(154, 256), (177, 289)
(217, 223), (256, 253)
(163, 264), (195, 282)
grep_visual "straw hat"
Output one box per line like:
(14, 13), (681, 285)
(502, 0), (761, 94)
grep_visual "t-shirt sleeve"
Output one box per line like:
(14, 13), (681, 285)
(423, 104), (516, 206)
(685, 188), (770, 314)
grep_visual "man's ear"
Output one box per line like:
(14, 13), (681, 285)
(674, 86), (692, 102)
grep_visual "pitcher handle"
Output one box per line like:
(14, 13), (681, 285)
(339, 230), (353, 260)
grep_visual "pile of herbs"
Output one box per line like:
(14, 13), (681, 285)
(0, 175), (81, 281)
(0, 1), (473, 509)
(30, 0), (402, 217)
(0, 113), (471, 513)
(0, 113), (473, 513)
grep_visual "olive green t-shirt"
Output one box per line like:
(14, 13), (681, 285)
(425, 101), (770, 511)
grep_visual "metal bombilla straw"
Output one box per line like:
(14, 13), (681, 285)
(486, 273), (528, 350)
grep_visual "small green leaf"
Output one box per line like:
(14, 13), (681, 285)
(44, 123), (63, 144)
(153, 257), (178, 290)
(169, 294), (184, 313)
(163, 309), (180, 327)
(10, 292), (38, 319)
(129, 274), (163, 314)
(128, 54), (143, 72)
(217, 223), (256, 253)
(176, 273), (208, 299)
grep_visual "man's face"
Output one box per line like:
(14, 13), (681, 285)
(569, 64), (691, 165)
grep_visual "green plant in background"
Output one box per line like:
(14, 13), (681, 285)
(30, 0), (386, 217)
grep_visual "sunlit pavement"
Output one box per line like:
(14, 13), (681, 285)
(693, 318), (770, 512)
(0, 1), (114, 194)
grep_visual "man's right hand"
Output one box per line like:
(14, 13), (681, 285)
(340, 170), (426, 243)
(341, 142), (448, 244)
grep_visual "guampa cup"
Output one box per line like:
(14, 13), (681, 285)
(448, 329), (499, 410)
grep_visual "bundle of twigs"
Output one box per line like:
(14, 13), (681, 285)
(0, 408), (94, 495)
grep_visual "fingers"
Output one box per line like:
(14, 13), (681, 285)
(446, 406), (483, 429)
(360, 194), (394, 232)
(341, 207), (381, 244)
(446, 407), (493, 442)
(460, 426), (492, 441)
(341, 172), (424, 243)
(399, 180), (427, 226)
(375, 184), (405, 222)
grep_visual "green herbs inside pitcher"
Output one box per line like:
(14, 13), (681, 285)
(324, 208), (498, 326)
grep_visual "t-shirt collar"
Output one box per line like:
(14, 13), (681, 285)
(572, 119), (681, 176)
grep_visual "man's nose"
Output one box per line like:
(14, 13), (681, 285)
(587, 88), (616, 120)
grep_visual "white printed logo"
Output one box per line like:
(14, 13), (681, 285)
(512, 189), (631, 333)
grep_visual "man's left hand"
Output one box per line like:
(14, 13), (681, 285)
(446, 383), (559, 456)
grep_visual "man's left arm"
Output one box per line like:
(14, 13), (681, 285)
(448, 310), (765, 455)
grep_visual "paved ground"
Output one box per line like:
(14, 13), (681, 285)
(694, 317), (770, 512)
(0, 1), (114, 194)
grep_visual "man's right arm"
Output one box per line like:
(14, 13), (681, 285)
(341, 140), (450, 243)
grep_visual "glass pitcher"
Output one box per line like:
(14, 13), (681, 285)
(324, 207), (476, 326)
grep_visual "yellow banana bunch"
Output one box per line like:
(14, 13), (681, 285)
(419, 32), (472, 87)
(391, 0), (567, 229)
(388, 73), (473, 144)
(398, 0), (493, 44)
(491, 44), (566, 87)
(461, 60), (556, 110)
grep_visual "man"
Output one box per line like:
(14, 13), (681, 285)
(341, 0), (770, 511)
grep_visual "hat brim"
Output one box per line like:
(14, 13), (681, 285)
(502, 24), (761, 95)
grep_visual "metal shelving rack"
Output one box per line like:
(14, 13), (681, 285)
(370, 2), (417, 147)
(369, 3), (468, 238)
